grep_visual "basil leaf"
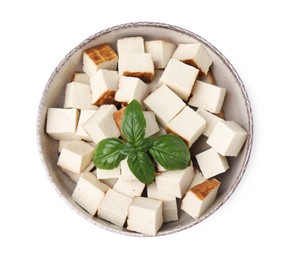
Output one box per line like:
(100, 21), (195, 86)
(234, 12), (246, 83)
(149, 134), (191, 170)
(121, 100), (146, 143)
(136, 137), (154, 152)
(120, 141), (136, 156)
(93, 138), (126, 169)
(127, 152), (155, 185)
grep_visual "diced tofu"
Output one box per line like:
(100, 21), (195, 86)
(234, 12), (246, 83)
(83, 161), (96, 172)
(148, 70), (163, 93)
(198, 70), (216, 85)
(118, 53), (154, 83)
(166, 106), (206, 147)
(71, 172), (109, 216)
(144, 111), (160, 137)
(113, 177), (145, 198)
(188, 169), (206, 189)
(113, 107), (126, 139)
(145, 40), (176, 69)
(195, 148), (229, 179)
(57, 140), (94, 174)
(101, 178), (118, 188)
(196, 108), (224, 137)
(98, 189), (132, 227)
(71, 72), (90, 85)
(83, 43), (118, 77)
(58, 140), (71, 153)
(172, 43), (212, 75)
(60, 167), (80, 183)
(207, 121), (248, 156)
(117, 36), (145, 55)
(144, 84), (185, 126)
(160, 58), (199, 101)
(120, 159), (138, 181)
(147, 182), (178, 222)
(75, 110), (96, 141)
(90, 69), (119, 106)
(188, 80), (226, 113)
(83, 105), (120, 144)
(155, 164), (195, 198)
(115, 76), (149, 106)
(95, 165), (121, 179)
(46, 108), (79, 140)
(127, 197), (163, 236)
(181, 178), (220, 219)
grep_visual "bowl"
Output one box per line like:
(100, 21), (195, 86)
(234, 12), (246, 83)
(36, 22), (253, 236)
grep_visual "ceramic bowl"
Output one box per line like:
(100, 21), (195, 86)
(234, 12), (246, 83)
(36, 22), (253, 236)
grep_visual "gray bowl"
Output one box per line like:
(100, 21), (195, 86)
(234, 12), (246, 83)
(36, 22), (253, 236)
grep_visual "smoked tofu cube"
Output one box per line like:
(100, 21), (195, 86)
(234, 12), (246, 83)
(207, 121), (248, 156)
(147, 182), (178, 223)
(148, 70), (163, 93)
(115, 76), (149, 106)
(144, 111), (160, 137)
(144, 84), (185, 126)
(188, 80), (226, 114)
(118, 53), (154, 83)
(98, 189), (132, 227)
(145, 40), (176, 69)
(160, 58), (199, 101)
(113, 177), (145, 198)
(188, 169), (206, 189)
(83, 43), (118, 77)
(46, 108), (79, 140)
(83, 105), (120, 144)
(57, 140), (94, 174)
(172, 43), (212, 75)
(120, 159), (138, 181)
(181, 178), (220, 219)
(155, 164), (195, 198)
(71, 72), (90, 85)
(117, 36), (145, 55)
(95, 165), (121, 179)
(75, 110), (96, 141)
(90, 69), (119, 106)
(166, 106), (206, 147)
(195, 148), (229, 179)
(72, 172), (109, 216)
(127, 197), (163, 236)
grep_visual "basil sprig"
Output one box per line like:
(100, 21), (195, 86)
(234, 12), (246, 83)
(93, 100), (191, 185)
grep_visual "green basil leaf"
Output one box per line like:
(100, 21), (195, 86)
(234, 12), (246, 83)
(127, 152), (155, 185)
(121, 99), (146, 143)
(136, 137), (154, 152)
(149, 134), (191, 170)
(120, 141), (136, 156)
(93, 138), (126, 169)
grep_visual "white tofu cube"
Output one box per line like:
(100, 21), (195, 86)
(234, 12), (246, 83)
(83, 43), (118, 77)
(117, 36), (145, 55)
(115, 76), (149, 106)
(147, 182), (178, 223)
(57, 140), (94, 174)
(72, 172), (109, 216)
(120, 159), (138, 181)
(172, 43), (212, 75)
(155, 164), (195, 198)
(166, 106), (206, 147)
(101, 178), (118, 188)
(90, 69), (119, 106)
(83, 104), (120, 144)
(60, 167), (80, 183)
(95, 165), (121, 179)
(145, 40), (176, 69)
(75, 110), (96, 141)
(127, 197), (163, 236)
(144, 111), (160, 137)
(144, 84), (185, 126)
(84, 161), (96, 172)
(113, 177), (145, 198)
(118, 53), (154, 83)
(160, 58), (199, 101)
(188, 169), (206, 189)
(181, 178), (220, 218)
(207, 121), (248, 156)
(71, 72), (90, 85)
(188, 80), (226, 113)
(58, 140), (71, 153)
(46, 108), (79, 140)
(98, 189), (132, 227)
(195, 148), (229, 179)
(148, 70), (163, 93)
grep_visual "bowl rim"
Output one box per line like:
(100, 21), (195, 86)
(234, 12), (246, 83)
(36, 21), (254, 236)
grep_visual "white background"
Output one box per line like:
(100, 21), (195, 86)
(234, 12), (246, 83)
(1, 0), (291, 259)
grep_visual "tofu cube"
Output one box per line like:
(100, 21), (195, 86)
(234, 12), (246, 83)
(144, 84), (185, 126)
(166, 106), (206, 147)
(195, 148), (229, 179)
(144, 111), (160, 137)
(75, 110), (96, 141)
(46, 108), (79, 140)
(145, 40), (176, 69)
(113, 177), (145, 198)
(120, 159), (138, 181)
(98, 189), (132, 227)
(113, 107), (126, 139)
(117, 36), (145, 55)
(57, 140), (94, 174)
(95, 165), (121, 179)
(147, 182), (178, 222)
(207, 121), (248, 156)
(115, 76), (149, 106)
(198, 70), (216, 85)
(118, 53), (154, 83)
(58, 140), (71, 153)
(155, 164), (195, 198)
(188, 169), (206, 189)
(127, 197), (163, 236)
(72, 172), (109, 216)
(60, 167), (80, 183)
(90, 69), (119, 106)
(156, 162), (166, 173)
(196, 108), (224, 137)
(83, 105), (120, 144)
(148, 70), (163, 93)
(160, 58), (199, 101)
(172, 43), (212, 75)
(188, 80), (226, 113)
(71, 72), (90, 85)
(101, 178), (118, 188)
(83, 43), (118, 77)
